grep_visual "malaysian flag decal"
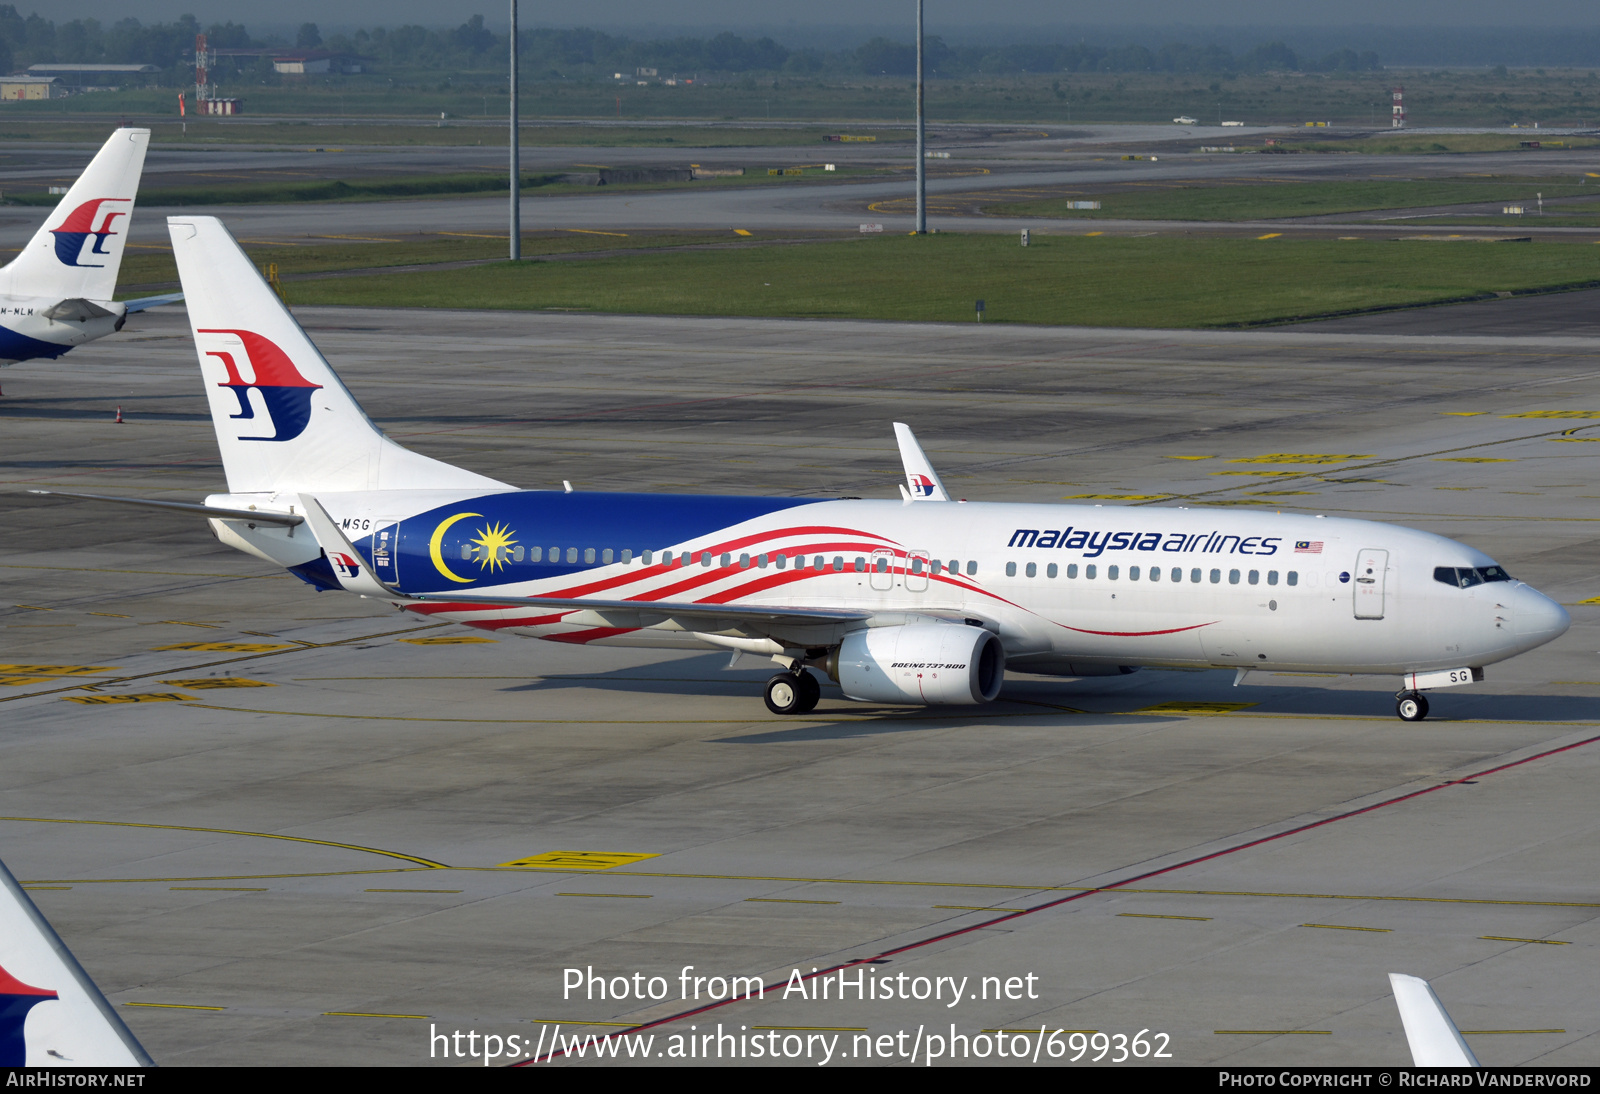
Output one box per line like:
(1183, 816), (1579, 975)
(1295, 540), (1324, 554)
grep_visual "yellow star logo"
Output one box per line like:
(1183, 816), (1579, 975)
(469, 522), (518, 573)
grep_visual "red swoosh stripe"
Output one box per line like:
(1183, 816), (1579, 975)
(1059, 621), (1218, 637)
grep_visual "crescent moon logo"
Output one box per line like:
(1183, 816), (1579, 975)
(428, 512), (483, 583)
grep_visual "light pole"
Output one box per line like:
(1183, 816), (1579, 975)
(509, 0), (520, 262)
(915, 0), (926, 234)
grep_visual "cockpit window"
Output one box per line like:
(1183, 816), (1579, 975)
(1434, 565), (1514, 589)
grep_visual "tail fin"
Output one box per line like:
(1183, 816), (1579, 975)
(167, 215), (511, 495)
(0, 128), (148, 302)
(1388, 973), (1479, 1067)
(0, 855), (153, 1066)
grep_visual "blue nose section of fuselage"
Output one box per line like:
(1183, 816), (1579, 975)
(1513, 583), (1571, 647)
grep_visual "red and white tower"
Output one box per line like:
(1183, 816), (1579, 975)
(194, 33), (212, 103)
(1391, 85), (1406, 128)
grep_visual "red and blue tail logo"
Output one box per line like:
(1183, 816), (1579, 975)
(200, 329), (324, 443)
(0, 964), (58, 1066)
(49, 198), (130, 268)
(910, 474), (937, 498)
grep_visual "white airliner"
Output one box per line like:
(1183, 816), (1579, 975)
(0, 856), (153, 1066)
(33, 216), (1570, 720)
(0, 127), (179, 365)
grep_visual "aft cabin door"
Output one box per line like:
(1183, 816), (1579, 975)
(1353, 548), (1388, 620)
(370, 521), (401, 586)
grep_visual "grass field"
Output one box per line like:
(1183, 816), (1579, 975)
(993, 178), (1600, 221)
(280, 232), (1600, 328)
(1281, 134), (1600, 155)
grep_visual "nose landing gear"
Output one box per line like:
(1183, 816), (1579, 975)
(1396, 690), (1429, 722)
(764, 670), (821, 715)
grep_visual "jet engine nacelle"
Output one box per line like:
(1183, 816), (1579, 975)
(836, 623), (1005, 705)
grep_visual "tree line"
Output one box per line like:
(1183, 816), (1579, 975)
(0, 8), (1380, 82)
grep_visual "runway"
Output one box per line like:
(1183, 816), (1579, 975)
(5, 124), (1600, 248)
(1, 307), (1596, 1065)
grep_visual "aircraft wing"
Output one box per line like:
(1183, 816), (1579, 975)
(0, 856), (154, 1067)
(1389, 973), (1479, 1067)
(121, 292), (184, 314)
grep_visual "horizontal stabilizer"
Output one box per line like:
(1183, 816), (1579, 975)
(893, 422), (950, 502)
(1389, 973), (1478, 1067)
(0, 855), (153, 1067)
(27, 489), (303, 526)
(122, 292), (184, 313)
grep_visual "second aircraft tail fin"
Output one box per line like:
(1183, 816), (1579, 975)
(168, 215), (511, 496)
(0, 128), (149, 303)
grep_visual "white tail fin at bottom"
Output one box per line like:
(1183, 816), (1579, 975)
(167, 216), (511, 496)
(0, 856), (153, 1066)
(1389, 973), (1479, 1067)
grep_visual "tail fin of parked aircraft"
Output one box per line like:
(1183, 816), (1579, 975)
(167, 215), (512, 495)
(1388, 973), (1479, 1067)
(0, 128), (149, 303)
(0, 856), (153, 1067)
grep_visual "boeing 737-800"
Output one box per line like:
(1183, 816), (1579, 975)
(33, 216), (1571, 721)
(0, 127), (178, 365)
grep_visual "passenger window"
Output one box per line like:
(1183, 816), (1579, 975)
(721, 553), (732, 567)
(949, 559), (960, 574)
(1170, 568), (1180, 582)
(530, 546), (543, 562)
(966, 561), (977, 576)
(1267, 570), (1277, 585)
(1006, 561), (1017, 577)
(833, 556), (844, 571)
(621, 549), (632, 564)
(911, 558), (924, 574)
(460, 544), (472, 561)
(566, 547), (578, 564)
(585, 548), (596, 564)
(775, 554), (786, 569)
(1026, 562), (1037, 578)
(757, 554), (767, 568)
(1247, 569), (1258, 585)
(1067, 564), (1079, 579)
(1130, 566), (1140, 581)
(854, 556), (865, 572)
(640, 550), (651, 565)
(1209, 568), (1221, 584)
(1086, 564), (1097, 579)
(1191, 568), (1202, 583)
(930, 560), (942, 575)
(1228, 569), (1240, 584)
(1047, 563), (1058, 578)
(1108, 565), (1119, 580)
(815, 556), (825, 570)
(740, 553), (751, 568)
(602, 549), (613, 564)
(1287, 571), (1299, 586)
(1149, 566), (1160, 582)
(513, 546), (525, 562)
(875, 557), (888, 573)
(702, 552), (713, 567)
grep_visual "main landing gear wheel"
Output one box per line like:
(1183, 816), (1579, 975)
(764, 671), (820, 715)
(1396, 691), (1429, 722)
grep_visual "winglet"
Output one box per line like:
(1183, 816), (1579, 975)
(0, 855), (154, 1066)
(1389, 973), (1479, 1067)
(297, 495), (405, 599)
(893, 422), (950, 502)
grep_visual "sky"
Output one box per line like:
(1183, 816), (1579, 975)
(34, 1), (1600, 33)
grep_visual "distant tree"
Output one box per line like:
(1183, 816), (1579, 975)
(1241, 41), (1298, 72)
(296, 22), (321, 49)
(453, 14), (495, 55)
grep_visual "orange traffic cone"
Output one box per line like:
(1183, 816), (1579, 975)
(114, 406), (123, 424)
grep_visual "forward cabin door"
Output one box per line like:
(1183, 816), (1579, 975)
(905, 550), (930, 593)
(1353, 548), (1389, 619)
